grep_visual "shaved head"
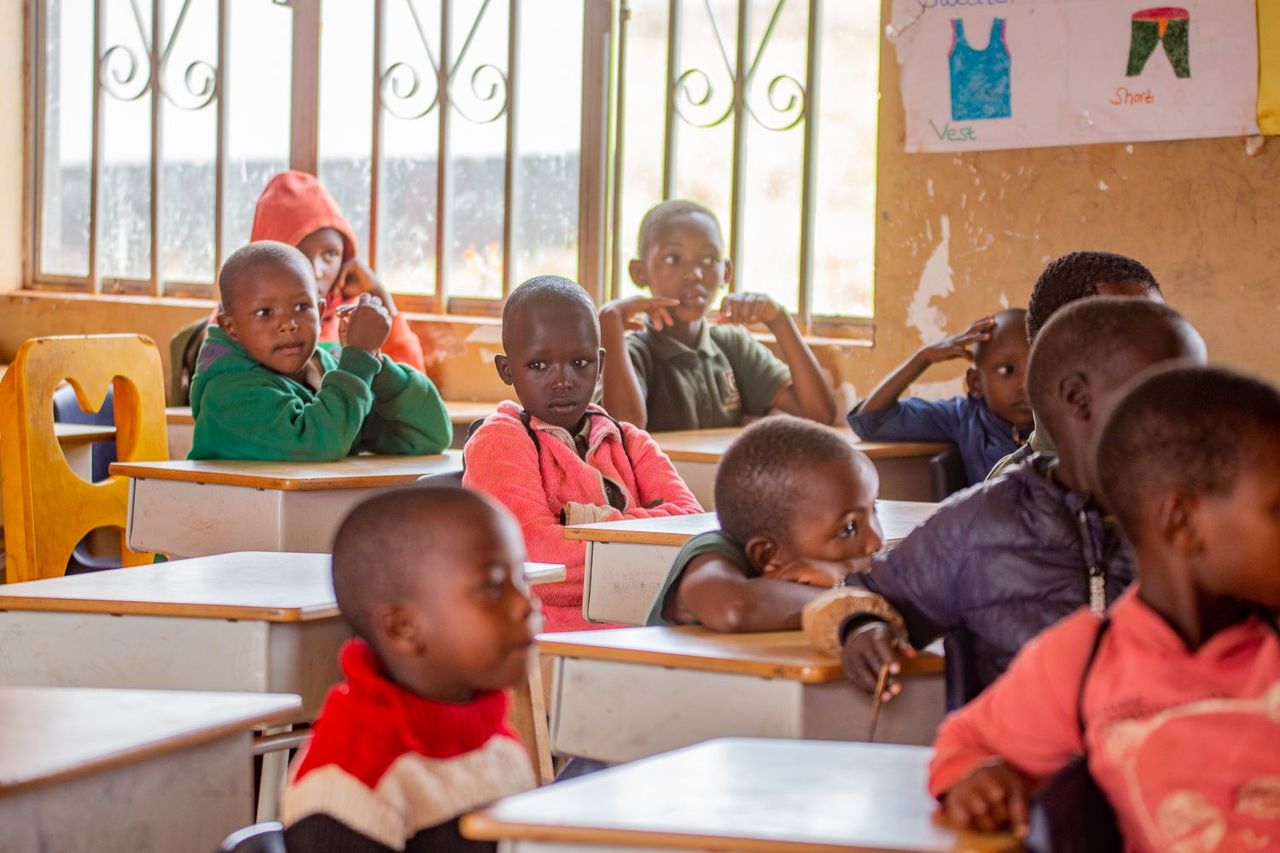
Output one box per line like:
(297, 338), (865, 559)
(972, 308), (1028, 364)
(501, 275), (598, 353)
(218, 241), (315, 312)
(331, 486), (522, 645)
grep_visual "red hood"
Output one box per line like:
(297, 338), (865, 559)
(250, 170), (358, 265)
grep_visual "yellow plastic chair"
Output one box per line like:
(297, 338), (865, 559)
(0, 335), (168, 582)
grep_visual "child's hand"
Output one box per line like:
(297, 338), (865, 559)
(338, 293), (392, 356)
(337, 259), (396, 313)
(773, 557), (868, 587)
(941, 760), (1030, 837)
(841, 620), (916, 702)
(599, 295), (680, 332)
(718, 292), (783, 328)
(918, 316), (996, 365)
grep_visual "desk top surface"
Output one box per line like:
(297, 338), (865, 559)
(0, 686), (299, 796)
(565, 500), (939, 547)
(463, 737), (1014, 852)
(167, 401), (506, 429)
(53, 423), (118, 447)
(538, 626), (943, 683)
(651, 427), (948, 464)
(0, 551), (339, 621)
(110, 450), (462, 490)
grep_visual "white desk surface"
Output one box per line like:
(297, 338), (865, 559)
(463, 737), (1015, 852)
(110, 450), (462, 490)
(651, 427), (948, 464)
(0, 686), (299, 796)
(565, 500), (939, 547)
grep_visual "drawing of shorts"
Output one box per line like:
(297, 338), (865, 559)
(1127, 7), (1190, 78)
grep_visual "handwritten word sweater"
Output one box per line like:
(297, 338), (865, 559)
(281, 640), (535, 853)
(931, 589), (1280, 853)
(462, 401), (703, 631)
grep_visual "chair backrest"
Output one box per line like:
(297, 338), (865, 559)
(168, 317), (209, 406)
(943, 630), (981, 711)
(0, 335), (168, 582)
(929, 444), (967, 501)
(218, 822), (286, 853)
(1025, 759), (1124, 852)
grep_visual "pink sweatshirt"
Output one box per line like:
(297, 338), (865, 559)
(462, 401), (703, 631)
(930, 588), (1280, 853)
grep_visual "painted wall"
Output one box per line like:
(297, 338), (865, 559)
(3, 3), (1278, 404)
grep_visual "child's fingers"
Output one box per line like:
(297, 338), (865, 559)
(1006, 782), (1030, 838)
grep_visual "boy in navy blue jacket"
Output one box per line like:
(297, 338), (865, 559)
(847, 308), (1032, 487)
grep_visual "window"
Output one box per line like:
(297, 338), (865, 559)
(27, 0), (878, 325)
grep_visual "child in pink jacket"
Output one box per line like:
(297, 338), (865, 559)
(463, 276), (703, 631)
(930, 365), (1280, 853)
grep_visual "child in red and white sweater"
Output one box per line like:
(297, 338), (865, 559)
(463, 275), (703, 631)
(281, 487), (537, 852)
(930, 365), (1280, 853)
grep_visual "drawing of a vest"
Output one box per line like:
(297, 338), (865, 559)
(949, 18), (1011, 121)
(1126, 7), (1190, 78)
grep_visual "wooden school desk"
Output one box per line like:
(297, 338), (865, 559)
(463, 737), (1016, 852)
(110, 451), (463, 558)
(540, 627), (946, 764)
(650, 426), (948, 507)
(568, 499), (939, 626)
(165, 405), (194, 459)
(0, 687), (299, 853)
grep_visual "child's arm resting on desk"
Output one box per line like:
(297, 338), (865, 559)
(356, 357), (453, 454)
(930, 611), (1095, 835)
(673, 553), (835, 632)
(619, 424), (705, 517)
(192, 348), (379, 461)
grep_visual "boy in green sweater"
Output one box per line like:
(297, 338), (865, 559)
(189, 241), (451, 461)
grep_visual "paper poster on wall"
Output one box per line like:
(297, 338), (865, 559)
(891, 0), (1260, 153)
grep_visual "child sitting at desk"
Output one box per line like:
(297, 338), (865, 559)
(598, 199), (836, 431)
(281, 486), (537, 852)
(931, 365), (1280, 851)
(213, 170), (427, 372)
(848, 309), (1033, 487)
(189, 242), (451, 461)
(646, 416), (883, 632)
(826, 299), (1205, 703)
(988, 251), (1164, 479)
(463, 276), (703, 631)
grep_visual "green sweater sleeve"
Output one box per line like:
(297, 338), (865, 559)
(355, 355), (454, 455)
(189, 348), (380, 461)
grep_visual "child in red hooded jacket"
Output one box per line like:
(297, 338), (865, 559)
(213, 171), (427, 373)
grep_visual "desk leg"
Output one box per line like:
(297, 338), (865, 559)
(508, 659), (554, 785)
(256, 723), (293, 822)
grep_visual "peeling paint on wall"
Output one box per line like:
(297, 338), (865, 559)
(909, 377), (966, 401)
(906, 214), (955, 345)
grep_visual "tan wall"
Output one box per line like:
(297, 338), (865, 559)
(3, 2), (1278, 401)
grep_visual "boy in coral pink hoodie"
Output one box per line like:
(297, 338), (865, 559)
(214, 171), (426, 372)
(930, 364), (1280, 852)
(463, 276), (703, 631)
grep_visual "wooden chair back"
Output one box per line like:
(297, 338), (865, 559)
(0, 335), (168, 582)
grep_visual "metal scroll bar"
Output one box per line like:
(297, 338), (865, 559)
(501, 0), (519, 300)
(435, 0), (452, 313)
(150, 0), (164, 296)
(726, 0), (748, 296)
(796, 0), (820, 328)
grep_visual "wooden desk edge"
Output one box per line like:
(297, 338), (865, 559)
(107, 463), (458, 491)
(0, 597), (341, 622)
(563, 527), (697, 545)
(0, 694), (301, 797)
(461, 811), (1018, 852)
(661, 442), (949, 465)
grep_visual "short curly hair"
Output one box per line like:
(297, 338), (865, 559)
(1097, 365), (1280, 545)
(1026, 251), (1160, 342)
(714, 416), (869, 545)
(636, 199), (723, 257)
(501, 274), (598, 350)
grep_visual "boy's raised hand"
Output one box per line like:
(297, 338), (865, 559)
(599, 295), (680, 332)
(841, 620), (917, 702)
(338, 293), (392, 357)
(718, 292), (783, 328)
(918, 315), (996, 364)
(941, 760), (1030, 837)
(337, 258), (396, 313)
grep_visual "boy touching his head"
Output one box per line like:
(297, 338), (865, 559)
(189, 241), (451, 460)
(281, 487), (537, 852)
(598, 200), (835, 431)
(932, 366), (1280, 851)
(463, 276), (702, 631)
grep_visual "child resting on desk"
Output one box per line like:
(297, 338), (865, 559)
(189, 242), (451, 461)
(598, 199), (836, 431)
(281, 486), (537, 852)
(931, 365), (1280, 851)
(463, 275), (703, 631)
(646, 415), (883, 631)
(821, 299), (1205, 703)
(210, 170), (427, 372)
(987, 251), (1164, 479)
(848, 308), (1033, 487)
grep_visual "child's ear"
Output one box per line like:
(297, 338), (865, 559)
(315, 295), (327, 317)
(1159, 491), (1203, 555)
(494, 354), (514, 386)
(722, 257), (734, 286)
(597, 347), (606, 380)
(965, 366), (982, 399)
(373, 603), (423, 656)
(744, 536), (782, 576)
(1059, 372), (1091, 422)
(216, 310), (238, 341)
(628, 258), (649, 288)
